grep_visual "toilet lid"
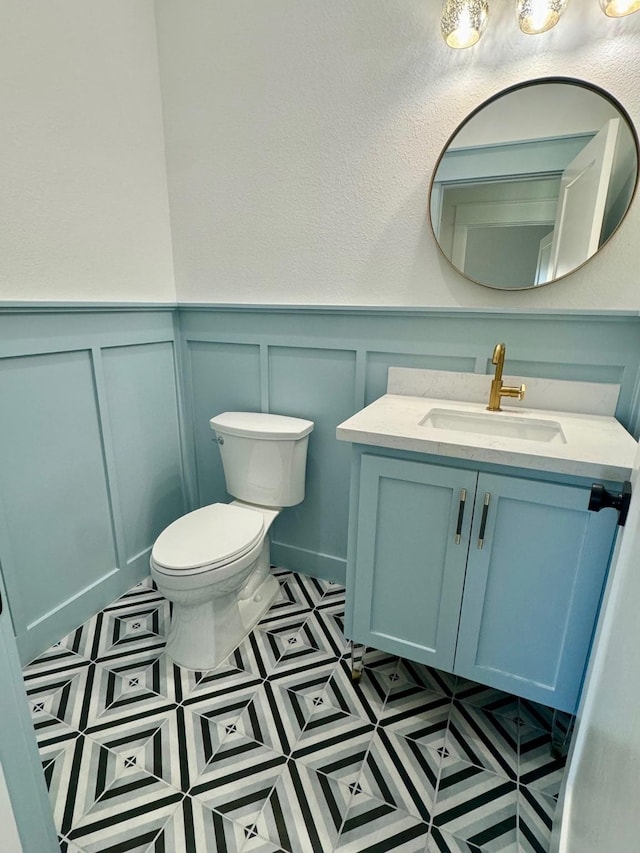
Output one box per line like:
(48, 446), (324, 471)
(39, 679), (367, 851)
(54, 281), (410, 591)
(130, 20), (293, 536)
(151, 503), (264, 571)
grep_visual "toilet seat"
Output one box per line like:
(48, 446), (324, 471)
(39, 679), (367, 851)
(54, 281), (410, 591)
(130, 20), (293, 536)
(151, 503), (265, 572)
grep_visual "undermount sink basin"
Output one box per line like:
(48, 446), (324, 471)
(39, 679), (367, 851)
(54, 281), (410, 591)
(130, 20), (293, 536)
(419, 408), (567, 444)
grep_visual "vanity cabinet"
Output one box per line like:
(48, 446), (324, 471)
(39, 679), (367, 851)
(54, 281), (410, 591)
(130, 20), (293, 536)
(350, 453), (618, 713)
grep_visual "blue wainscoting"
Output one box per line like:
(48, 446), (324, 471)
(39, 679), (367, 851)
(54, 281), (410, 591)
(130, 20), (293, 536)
(177, 307), (640, 587)
(0, 308), (187, 664)
(1, 304), (640, 663)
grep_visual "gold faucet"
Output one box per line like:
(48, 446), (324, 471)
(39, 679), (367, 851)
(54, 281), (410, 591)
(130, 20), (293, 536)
(487, 343), (525, 411)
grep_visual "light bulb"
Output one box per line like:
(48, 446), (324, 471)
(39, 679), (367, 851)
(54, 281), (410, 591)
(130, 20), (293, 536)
(600, 0), (640, 15)
(440, 0), (489, 49)
(516, 0), (569, 34)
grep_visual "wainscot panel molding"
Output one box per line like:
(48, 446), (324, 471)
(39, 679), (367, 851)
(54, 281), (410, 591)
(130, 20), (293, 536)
(0, 309), (187, 664)
(0, 561), (59, 851)
(1, 304), (639, 662)
(177, 307), (640, 586)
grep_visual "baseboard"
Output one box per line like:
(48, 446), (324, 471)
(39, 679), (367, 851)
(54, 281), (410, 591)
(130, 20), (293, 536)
(16, 551), (150, 666)
(270, 540), (346, 585)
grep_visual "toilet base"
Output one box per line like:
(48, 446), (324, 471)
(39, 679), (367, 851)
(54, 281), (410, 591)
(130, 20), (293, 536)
(164, 572), (280, 671)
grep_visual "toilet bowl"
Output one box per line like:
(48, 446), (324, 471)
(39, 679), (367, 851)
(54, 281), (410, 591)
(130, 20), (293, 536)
(150, 411), (313, 671)
(151, 502), (280, 671)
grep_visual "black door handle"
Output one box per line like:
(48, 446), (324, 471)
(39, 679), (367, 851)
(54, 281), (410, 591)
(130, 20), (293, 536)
(589, 481), (632, 527)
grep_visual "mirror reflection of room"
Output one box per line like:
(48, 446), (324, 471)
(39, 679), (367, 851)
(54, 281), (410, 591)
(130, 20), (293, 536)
(430, 80), (638, 289)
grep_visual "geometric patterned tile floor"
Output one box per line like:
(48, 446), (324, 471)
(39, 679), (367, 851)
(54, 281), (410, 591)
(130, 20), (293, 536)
(22, 569), (566, 852)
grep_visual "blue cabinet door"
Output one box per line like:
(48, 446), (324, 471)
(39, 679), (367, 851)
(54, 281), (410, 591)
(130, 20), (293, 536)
(455, 473), (617, 713)
(0, 571), (58, 851)
(351, 455), (477, 670)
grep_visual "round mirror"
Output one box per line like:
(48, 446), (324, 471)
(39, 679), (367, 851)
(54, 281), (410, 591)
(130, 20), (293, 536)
(429, 78), (639, 290)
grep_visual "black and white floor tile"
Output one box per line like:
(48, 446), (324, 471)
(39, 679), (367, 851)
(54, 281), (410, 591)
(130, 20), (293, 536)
(24, 570), (565, 852)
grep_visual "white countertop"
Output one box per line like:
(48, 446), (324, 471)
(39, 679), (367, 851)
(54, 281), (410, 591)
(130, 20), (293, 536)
(336, 394), (638, 481)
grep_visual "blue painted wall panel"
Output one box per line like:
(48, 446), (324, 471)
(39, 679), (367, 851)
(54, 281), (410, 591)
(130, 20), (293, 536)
(0, 309), (176, 354)
(0, 563), (58, 850)
(101, 342), (186, 563)
(186, 340), (262, 508)
(269, 345), (357, 580)
(0, 350), (116, 636)
(0, 309), (182, 662)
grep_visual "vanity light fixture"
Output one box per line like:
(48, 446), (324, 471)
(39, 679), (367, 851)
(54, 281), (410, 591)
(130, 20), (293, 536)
(441, 0), (638, 48)
(600, 0), (640, 15)
(440, 0), (489, 49)
(516, 0), (569, 33)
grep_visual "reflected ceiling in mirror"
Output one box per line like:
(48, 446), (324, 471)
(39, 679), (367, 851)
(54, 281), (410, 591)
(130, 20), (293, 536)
(429, 78), (639, 290)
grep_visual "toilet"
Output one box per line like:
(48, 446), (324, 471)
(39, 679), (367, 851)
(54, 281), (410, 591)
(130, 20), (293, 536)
(150, 411), (314, 671)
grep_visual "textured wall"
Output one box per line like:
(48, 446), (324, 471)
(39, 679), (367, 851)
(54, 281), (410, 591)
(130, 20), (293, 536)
(155, 0), (640, 309)
(1, 1), (175, 302)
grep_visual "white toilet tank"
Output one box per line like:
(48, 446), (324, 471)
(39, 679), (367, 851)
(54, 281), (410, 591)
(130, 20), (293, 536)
(209, 412), (314, 507)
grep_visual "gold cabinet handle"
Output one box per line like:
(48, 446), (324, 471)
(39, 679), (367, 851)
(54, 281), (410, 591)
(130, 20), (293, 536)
(455, 488), (467, 544)
(477, 492), (491, 549)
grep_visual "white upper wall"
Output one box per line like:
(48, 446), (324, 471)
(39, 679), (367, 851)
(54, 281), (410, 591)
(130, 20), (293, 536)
(1, 0), (175, 302)
(155, 0), (640, 309)
(3, 2), (639, 308)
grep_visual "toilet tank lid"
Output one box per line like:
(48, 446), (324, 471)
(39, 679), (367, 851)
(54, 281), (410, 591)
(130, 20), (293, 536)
(210, 411), (314, 440)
